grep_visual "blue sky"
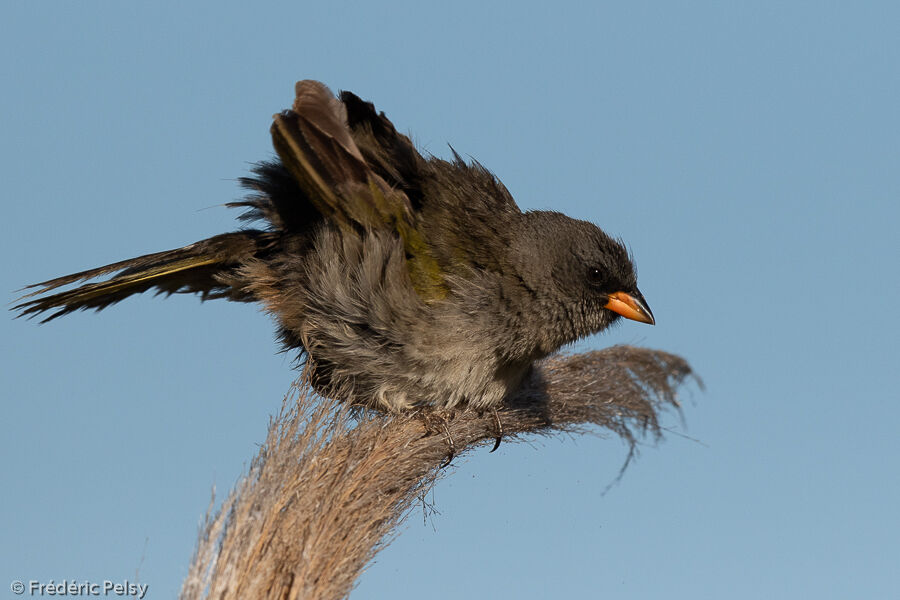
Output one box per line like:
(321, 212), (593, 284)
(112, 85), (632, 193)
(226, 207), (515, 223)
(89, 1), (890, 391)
(2, 2), (898, 598)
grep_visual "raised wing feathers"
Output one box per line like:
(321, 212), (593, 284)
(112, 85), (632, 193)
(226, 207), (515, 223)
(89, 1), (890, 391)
(272, 80), (447, 301)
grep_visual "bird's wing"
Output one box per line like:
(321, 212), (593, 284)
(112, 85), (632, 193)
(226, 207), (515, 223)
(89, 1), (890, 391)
(338, 89), (425, 208)
(340, 87), (521, 279)
(271, 80), (447, 302)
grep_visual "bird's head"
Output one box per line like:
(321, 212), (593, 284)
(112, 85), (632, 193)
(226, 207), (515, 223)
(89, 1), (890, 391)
(509, 211), (654, 351)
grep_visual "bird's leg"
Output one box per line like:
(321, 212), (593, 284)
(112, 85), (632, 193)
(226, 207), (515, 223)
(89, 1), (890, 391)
(489, 408), (503, 453)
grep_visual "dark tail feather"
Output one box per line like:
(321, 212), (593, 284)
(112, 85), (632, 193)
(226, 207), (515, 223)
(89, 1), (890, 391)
(13, 231), (272, 322)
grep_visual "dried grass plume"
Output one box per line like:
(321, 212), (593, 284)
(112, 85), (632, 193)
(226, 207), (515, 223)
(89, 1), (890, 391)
(180, 346), (698, 600)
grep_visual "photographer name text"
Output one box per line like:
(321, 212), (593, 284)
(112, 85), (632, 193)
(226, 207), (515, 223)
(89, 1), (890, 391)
(11, 580), (148, 599)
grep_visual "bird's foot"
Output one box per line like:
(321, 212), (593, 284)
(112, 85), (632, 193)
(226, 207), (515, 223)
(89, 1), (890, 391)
(489, 408), (503, 453)
(417, 410), (456, 468)
(438, 415), (456, 468)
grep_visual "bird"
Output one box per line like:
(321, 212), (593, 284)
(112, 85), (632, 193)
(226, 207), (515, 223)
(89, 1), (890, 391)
(14, 80), (654, 414)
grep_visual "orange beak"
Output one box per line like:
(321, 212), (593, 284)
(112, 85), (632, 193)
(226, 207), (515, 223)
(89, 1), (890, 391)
(604, 291), (655, 325)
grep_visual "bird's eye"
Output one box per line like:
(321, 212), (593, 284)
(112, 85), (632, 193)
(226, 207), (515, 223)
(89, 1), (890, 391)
(587, 267), (606, 288)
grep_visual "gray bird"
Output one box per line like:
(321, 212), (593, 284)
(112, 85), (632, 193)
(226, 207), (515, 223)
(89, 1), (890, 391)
(15, 80), (654, 413)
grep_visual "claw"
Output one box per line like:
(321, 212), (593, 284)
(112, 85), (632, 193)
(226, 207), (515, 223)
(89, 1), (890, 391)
(438, 415), (456, 468)
(489, 408), (503, 453)
(417, 410), (456, 468)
